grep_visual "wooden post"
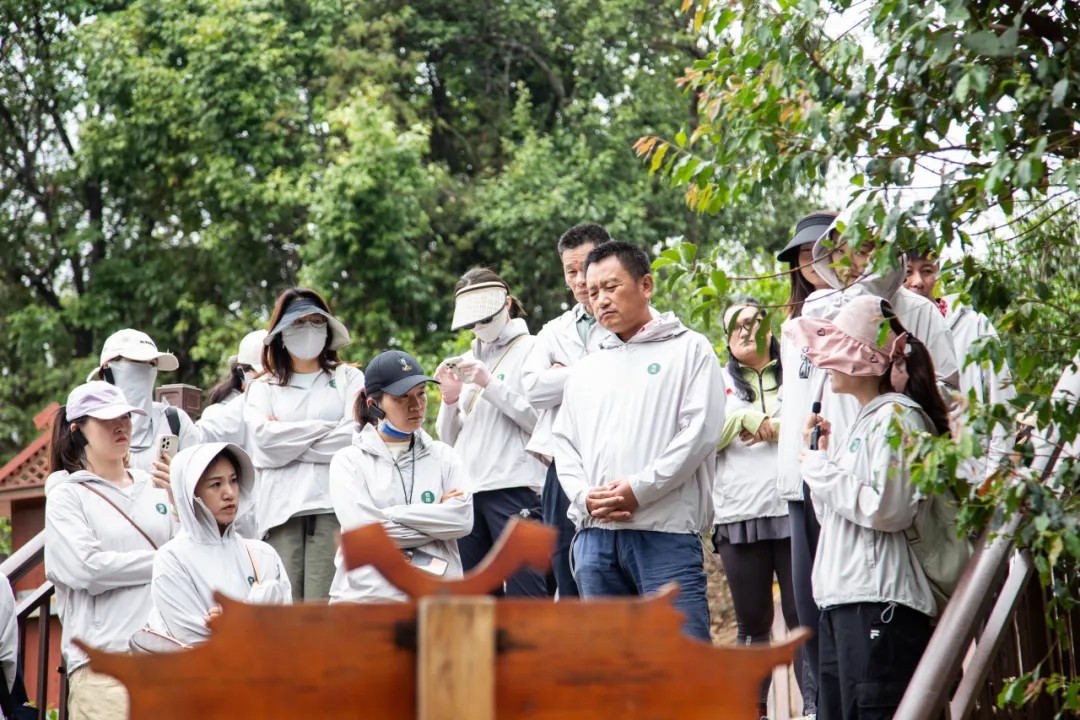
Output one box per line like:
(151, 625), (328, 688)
(417, 596), (496, 720)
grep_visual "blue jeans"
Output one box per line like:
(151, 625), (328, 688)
(541, 462), (579, 598)
(572, 527), (711, 641)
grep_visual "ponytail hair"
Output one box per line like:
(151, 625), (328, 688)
(206, 366), (246, 407)
(353, 388), (385, 429)
(880, 311), (951, 437)
(49, 406), (88, 474)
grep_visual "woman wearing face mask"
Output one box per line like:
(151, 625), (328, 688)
(144, 443), (290, 647)
(713, 300), (799, 720)
(82, 329), (200, 499)
(434, 268), (548, 597)
(329, 351), (473, 602)
(244, 288), (364, 601)
(44, 382), (177, 720)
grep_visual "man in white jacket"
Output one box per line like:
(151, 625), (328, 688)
(553, 241), (726, 641)
(522, 222), (612, 598)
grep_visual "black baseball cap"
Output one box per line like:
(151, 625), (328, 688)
(777, 212), (838, 264)
(363, 350), (438, 397)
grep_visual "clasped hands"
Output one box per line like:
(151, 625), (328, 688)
(585, 478), (639, 522)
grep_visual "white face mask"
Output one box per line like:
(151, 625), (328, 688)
(107, 360), (157, 445)
(473, 311), (509, 344)
(282, 325), (327, 361)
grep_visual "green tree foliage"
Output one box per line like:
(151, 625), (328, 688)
(0, 0), (809, 461)
(638, 0), (1080, 710)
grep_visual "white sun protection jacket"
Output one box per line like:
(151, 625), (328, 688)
(553, 312), (726, 534)
(128, 403), (200, 474)
(943, 296), (1017, 481)
(147, 443), (290, 646)
(244, 364), (364, 536)
(44, 468), (176, 673)
(714, 364), (787, 525)
(521, 304), (611, 464)
(436, 318), (545, 493)
(195, 389), (259, 537)
(1032, 354), (1080, 476)
(329, 426), (473, 602)
(1, 579), (15, 704)
(799, 393), (937, 616)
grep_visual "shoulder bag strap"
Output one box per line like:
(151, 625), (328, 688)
(164, 406), (181, 436)
(466, 334), (529, 416)
(78, 483), (159, 550)
(244, 543), (261, 584)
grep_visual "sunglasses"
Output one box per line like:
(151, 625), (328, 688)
(458, 311), (501, 332)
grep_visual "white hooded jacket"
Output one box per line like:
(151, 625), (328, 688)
(147, 443), (290, 646)
(195, 389), (259, 537)
(244, 364), (365, 535)
(776, 246), (960, 503)
(521, 304), (610, 464)
(1, 579), (15, 708)
(436, 318), (546, 494)
(129, 403), (200, 474)
(799, 393), (937, 616)
(44, 468), (176, 673)
(329, 426), (473, 603)
(553, 312), (726, 534)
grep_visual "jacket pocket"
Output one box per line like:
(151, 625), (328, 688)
(89, 594), (101, 628)
(855, 680), (906, 719)
(864, 531), (878, 569)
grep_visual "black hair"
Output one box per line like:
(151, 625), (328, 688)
(264, 287), (341, 385)
(880, 303), (951, 437)
(583, 241), (651, 281)
(558, 223), (612, 254)
(455, 268), (526, 318)
(49, 406), (89, 474)
(725, 300), (783, 402)
(353, 388), (385, 428)
(206, 365), (248, 406)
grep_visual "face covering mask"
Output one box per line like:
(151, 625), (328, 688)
(379, 419), (413, 440)
(107, 360), (158, 447)
(473, 311), (509, 344)
(281, 325), (327, 361)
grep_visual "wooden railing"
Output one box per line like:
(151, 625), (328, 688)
(1, 530), (66, 720)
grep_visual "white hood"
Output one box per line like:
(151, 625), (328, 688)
(146, 443), (291, 646)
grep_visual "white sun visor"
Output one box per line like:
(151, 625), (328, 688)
(451, 282), (508, 331)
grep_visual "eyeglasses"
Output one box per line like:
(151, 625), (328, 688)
(290, 316), (328, 330)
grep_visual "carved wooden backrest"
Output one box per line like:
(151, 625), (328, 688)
(79, 519), (808, 718)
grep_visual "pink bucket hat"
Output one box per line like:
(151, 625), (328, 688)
(783, 295), (911, 392)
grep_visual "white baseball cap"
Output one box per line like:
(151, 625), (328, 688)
(228, 330), (268, 371)
(66, 381), (148, 421)
(89, 329), (179, 380)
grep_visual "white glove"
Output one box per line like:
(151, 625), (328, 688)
(456, 359), (492, 388)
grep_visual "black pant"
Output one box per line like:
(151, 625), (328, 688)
(458, 486), (549, 597)
(541, 461), (579, 598)
(715, 535), (800, 704)
(789, 485), (822, 713)
(818, 602), (932, 720)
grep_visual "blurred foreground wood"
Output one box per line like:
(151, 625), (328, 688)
(78, 518), (809, 719)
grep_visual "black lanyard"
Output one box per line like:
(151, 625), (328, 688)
(392, 439), (417, 504)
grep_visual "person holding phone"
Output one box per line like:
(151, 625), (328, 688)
(329, 351), (472, 602)
(434, 268), (548, 598)
(44, 382), (177, 720)
(145, 443), (290, 647)
(244, 288), (364, 601)
(85, 329), (199, 488)
(713, 300), (799, 720)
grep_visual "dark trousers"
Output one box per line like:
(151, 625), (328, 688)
(789, 486), (822, 713)
(818, 602), (932, 720)
(541, 461), (579, 598)
(458, 486), (549, 597)
(715, 536), (800, 704)
(573, 527), (711, 642)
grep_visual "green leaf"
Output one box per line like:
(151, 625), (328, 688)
(1052, 79), (1069, 108)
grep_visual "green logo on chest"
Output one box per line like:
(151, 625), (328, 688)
(328, 379), (337, 388)
(647, 363), (661, 375)
(497, 373), (505, 381)
(247, 576), (255, 586)
(421, 490), (436, 504)
(848, 437), (862, 453)
(155, 503), (168, 515)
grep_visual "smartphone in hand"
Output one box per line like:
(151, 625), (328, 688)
(158, 434), (180, 461)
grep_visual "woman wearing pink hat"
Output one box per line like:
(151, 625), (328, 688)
(786, 295), (951, 720)
(44, 382), (178, 720)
